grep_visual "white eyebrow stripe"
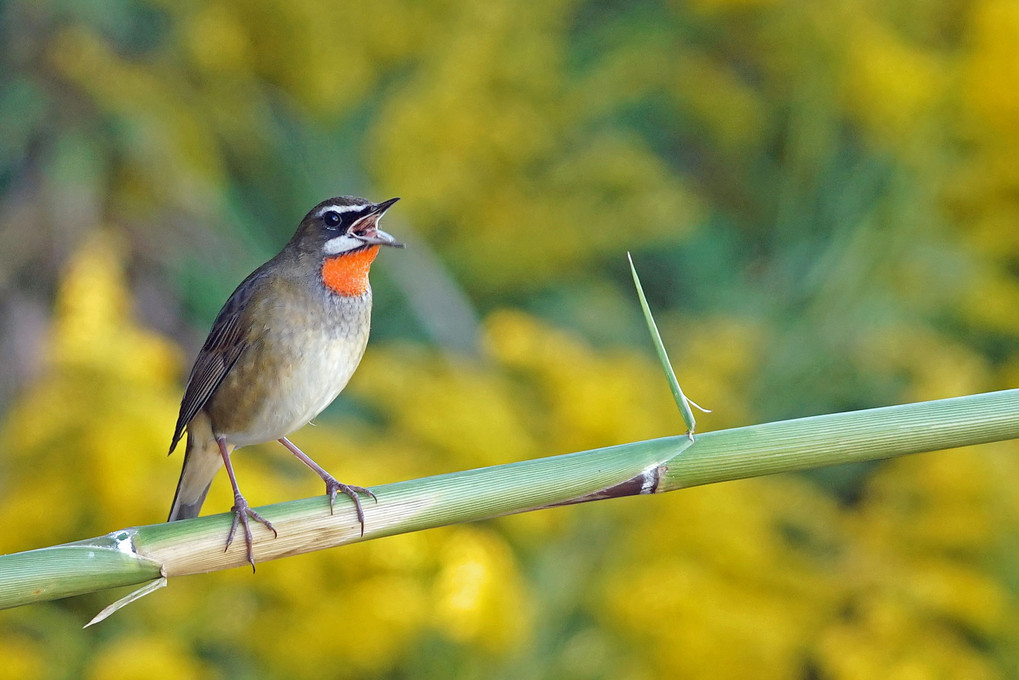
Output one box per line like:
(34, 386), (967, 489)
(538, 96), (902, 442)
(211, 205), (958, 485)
(316, 204), (370, 217)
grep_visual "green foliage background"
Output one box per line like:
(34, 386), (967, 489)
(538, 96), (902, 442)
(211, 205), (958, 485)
(2, 0), (1019, 677)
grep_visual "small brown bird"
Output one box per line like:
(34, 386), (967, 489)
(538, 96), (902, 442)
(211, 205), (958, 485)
(167, 195), (403, 569)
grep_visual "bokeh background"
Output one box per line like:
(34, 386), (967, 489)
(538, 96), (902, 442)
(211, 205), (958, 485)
(2, 0), (1019, 677)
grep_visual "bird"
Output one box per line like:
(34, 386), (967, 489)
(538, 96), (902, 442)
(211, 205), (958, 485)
(167, 195), (403, 569)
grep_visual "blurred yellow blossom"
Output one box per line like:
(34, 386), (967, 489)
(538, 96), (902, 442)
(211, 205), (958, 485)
(2, 0), (1019, 677)
(0, 634), (44, 680)
(816, 593), (998, 680)
(0, 233), (182, 545)
(85, 636), (212, 680)
(434, 526), (533, 652)
(843, 17), (945, 148)
(964, 0), (1019, 146)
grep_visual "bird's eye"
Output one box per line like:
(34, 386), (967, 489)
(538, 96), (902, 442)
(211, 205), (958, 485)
(322, 211), (342, 228)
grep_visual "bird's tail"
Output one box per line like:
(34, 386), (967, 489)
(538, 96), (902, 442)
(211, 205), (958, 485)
(167, 412), (227, 521)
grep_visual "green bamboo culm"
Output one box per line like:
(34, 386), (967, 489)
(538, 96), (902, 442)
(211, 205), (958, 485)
(2, 388), (1018, 615)
(0, 537), (162, 610)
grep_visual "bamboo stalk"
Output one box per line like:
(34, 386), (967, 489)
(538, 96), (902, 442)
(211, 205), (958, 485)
(2, 388), (1018, 614)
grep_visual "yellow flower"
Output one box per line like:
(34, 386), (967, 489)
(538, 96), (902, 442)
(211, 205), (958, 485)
(433, 526), (533, 652)
(843, 17), (944, 147)
(85, 636), (211, 680)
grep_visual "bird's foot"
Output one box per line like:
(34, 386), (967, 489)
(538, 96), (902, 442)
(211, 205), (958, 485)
(323, 477), (378, 536)
(275, 437), (376, 536)
(225, 493), (278, 571)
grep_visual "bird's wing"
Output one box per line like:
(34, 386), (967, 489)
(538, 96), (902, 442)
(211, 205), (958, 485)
(168, 268), (270, 454)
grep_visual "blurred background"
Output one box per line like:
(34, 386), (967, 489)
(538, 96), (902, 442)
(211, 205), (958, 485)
(2, 0), (1019, 677)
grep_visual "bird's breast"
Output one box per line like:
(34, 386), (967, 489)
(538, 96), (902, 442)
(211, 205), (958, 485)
(209, 287), (373, 446)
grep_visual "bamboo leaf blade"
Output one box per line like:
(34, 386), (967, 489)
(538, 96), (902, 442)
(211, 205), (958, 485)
(628, 253), (703, 435)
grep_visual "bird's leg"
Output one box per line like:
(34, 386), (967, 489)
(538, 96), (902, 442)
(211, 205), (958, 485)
(277, 436), (377, 536)
(218, 436), (277, 571)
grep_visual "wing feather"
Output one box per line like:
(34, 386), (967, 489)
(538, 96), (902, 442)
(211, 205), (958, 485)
(168, 268), (270, 453)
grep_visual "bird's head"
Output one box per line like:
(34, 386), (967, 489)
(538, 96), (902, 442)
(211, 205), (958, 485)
(290, 195), (403, 296)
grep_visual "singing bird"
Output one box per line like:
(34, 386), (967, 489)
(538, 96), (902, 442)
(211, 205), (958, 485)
(167, 196), (403, 568)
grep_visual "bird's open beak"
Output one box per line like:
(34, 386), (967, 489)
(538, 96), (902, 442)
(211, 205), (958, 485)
(351, 197), (405, 248)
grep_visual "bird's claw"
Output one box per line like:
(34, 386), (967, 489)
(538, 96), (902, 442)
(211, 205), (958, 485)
(225, 494), (277, 572)
(323, 478), (377, 537)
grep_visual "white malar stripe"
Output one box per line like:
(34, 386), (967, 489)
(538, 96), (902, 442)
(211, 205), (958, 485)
(323, 234), (362, 254)
(316, 203), (370, 217)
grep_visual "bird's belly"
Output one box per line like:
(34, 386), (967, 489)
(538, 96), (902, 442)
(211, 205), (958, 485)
(215, 323), (369, 447)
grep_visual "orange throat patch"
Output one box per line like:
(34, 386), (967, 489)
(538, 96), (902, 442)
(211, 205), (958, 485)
(321, 246), (380, 296)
